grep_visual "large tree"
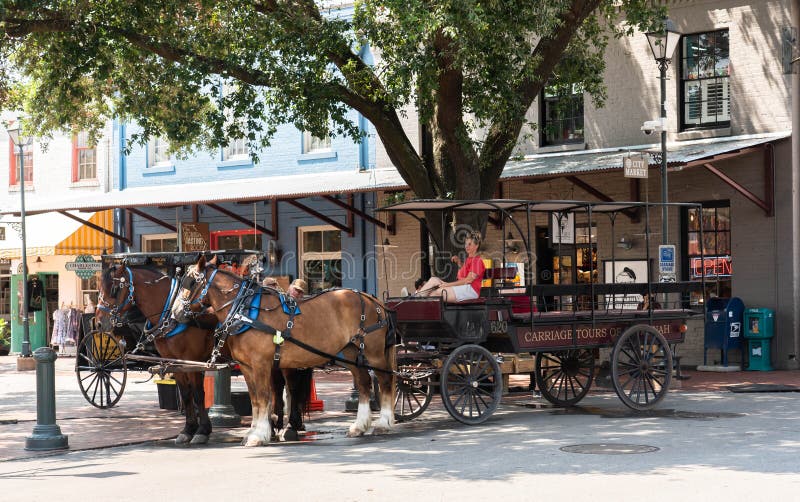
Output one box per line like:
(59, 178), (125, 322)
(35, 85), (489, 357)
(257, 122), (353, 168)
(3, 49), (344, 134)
(0, 0), (662, 248)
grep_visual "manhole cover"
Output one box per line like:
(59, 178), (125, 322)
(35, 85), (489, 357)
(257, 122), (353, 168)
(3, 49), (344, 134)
(560, 443), (659, 455)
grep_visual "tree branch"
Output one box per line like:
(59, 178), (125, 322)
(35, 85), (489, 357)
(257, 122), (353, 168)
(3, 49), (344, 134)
(478, 0), (602, 197)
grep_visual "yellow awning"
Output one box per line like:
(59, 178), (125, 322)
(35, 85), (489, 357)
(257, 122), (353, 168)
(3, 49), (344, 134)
(54, 210), (114, 256)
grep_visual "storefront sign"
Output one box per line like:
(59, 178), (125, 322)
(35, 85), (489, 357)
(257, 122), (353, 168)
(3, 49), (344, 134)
(690, 255), (732, 278)
(65, 255), (102, 279)
(180, 222), (210, 251)
(623, 153), (648, 178)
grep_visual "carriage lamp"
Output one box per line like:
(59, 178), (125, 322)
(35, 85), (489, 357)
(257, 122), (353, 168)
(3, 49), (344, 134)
(7, 119), (34, 359)
(645, 18), (681, 246)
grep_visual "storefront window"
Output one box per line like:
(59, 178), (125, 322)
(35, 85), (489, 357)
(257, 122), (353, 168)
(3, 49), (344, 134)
(299, 225), (342, 293)
(142, 233), (178, 252)
(81, 275), (99, 308)
(0, 262), (10, 317)
(685, 201), (731, 305)
(551, 224), (597, 309)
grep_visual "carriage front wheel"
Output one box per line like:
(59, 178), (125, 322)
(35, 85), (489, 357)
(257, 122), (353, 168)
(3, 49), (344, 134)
(393, 360), (434, 422)
(440, 344), (502, 425)
(611, 325), (673, 411)
(75, 331), (127, 409)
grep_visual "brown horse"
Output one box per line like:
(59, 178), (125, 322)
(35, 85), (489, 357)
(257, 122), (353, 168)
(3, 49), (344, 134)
(171, 256), (396, 446)
(96, 264), (313, 444)
(96, 264), (218, 445)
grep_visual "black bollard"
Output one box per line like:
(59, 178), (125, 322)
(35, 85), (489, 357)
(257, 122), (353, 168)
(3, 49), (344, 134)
(209, 366), (241, 427)
(25, 347), (69, 451)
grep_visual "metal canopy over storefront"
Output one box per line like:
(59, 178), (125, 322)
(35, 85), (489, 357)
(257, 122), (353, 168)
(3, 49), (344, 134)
(0, 131), (788, 225)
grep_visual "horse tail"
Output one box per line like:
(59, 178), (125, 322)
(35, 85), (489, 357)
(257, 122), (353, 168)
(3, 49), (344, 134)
(294, 368), (314, 413)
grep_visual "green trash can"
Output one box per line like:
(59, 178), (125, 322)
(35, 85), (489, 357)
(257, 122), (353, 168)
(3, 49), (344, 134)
(744, 308), (774, 371)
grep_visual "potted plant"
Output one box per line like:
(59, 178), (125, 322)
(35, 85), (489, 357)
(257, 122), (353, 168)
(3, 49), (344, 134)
(0, 318), (11, 356)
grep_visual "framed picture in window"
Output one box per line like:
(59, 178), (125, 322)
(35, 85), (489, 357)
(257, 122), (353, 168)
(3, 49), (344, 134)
(603, 259), (650, 309)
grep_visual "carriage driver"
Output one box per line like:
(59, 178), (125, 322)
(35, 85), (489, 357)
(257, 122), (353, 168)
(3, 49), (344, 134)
(416, 231), (485, 303)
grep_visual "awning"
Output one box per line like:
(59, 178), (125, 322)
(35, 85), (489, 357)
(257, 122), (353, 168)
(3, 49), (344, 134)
(0, 131), (789, 216)
(500, 131), (789, 180)
(54, 210), (114, 255)
(2, 168), (408, 216)
(0, 211), (113, 259)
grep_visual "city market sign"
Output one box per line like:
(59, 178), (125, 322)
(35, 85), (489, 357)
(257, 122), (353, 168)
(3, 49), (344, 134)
(66, 255), (102, 279)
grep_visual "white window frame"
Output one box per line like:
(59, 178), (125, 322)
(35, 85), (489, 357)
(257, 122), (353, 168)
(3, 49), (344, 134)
(298, 225), (342, 292)
(141, 232), (178, 252)
(302, 130), (332, 154)
(221, 83), (250, 162)
(75, 131), (97, 181)
(148, 136), (172, 167)
(223, 137), (249, 161)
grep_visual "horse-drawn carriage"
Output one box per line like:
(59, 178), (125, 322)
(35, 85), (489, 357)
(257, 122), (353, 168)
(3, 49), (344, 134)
(380, 200), (706, 425)
(76, 199), (706, 445)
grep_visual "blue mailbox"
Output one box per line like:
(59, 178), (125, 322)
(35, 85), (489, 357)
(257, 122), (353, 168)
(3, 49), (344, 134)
(703, 297), (744, 367)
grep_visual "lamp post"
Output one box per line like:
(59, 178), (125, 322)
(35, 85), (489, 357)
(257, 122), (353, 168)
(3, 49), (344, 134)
(645, 18), (681, 245)
(7, 120), (34, 358)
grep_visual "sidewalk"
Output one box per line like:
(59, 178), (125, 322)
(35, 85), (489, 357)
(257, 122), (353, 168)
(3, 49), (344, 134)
(0, 354), (797, 462)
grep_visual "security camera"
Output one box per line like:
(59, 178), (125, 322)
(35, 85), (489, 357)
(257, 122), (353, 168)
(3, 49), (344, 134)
(641, 119), (665, 135)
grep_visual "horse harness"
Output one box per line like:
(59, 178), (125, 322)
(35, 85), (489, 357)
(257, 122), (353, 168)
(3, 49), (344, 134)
(201, 274), (393, 374)
(99, 266), (209, 353)
(97, 266), (137, 327)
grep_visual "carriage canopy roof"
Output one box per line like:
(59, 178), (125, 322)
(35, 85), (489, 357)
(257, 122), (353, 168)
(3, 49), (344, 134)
(377, 199), (701, 214)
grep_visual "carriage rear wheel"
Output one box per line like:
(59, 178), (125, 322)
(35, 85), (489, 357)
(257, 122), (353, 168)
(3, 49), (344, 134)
(611, 325), (673, 411)
(394, 363), (434, 422)
(75, 331), (127, 409)
(440, 344), (502, 425)
(535, 349), (594, 406)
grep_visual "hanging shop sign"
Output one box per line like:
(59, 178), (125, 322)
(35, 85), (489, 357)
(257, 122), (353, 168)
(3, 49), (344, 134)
(180, 222), (210, 252)
(65, 255), (102, 279)
(623, 153), (648, 178)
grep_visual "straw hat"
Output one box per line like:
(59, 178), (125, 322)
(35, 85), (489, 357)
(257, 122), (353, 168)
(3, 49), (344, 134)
(290, 278), (307, 294)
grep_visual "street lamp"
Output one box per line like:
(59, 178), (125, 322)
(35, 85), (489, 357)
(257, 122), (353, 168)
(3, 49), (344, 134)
(645, 18), (681, 245)
(7, 119), (34, 358)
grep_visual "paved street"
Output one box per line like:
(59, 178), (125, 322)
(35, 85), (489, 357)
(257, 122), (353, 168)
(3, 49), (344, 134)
(1, 354), (799, 501)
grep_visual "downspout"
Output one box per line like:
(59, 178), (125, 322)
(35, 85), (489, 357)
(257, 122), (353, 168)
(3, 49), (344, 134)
(358, 114), (370, 293)
(791, 0), (800, 368)
(114, 120), (128, 252)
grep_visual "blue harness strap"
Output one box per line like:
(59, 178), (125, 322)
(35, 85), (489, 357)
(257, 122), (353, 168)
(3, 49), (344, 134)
(232, 290), (264, 335)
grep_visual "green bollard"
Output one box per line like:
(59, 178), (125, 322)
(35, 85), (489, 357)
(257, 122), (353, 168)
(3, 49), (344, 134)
(25, 347), (69, 451)
(208, 366), (240, 427)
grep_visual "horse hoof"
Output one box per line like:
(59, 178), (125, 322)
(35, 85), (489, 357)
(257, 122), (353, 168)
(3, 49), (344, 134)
(189, 434), (209, 445)
(346, 428), (365, 438)
(281, 428), (299, 442)
(175, 433), (193, 445)
(242, 436), (266, 447)
(373, 425), (392, 435)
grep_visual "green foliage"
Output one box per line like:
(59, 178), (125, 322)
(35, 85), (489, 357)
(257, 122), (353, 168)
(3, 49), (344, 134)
(0, 0), (664, 195)
(0, 318), (10, 347)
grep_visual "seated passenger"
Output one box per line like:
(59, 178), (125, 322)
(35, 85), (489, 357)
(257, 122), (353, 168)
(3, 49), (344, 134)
(417, 232), (485, 303)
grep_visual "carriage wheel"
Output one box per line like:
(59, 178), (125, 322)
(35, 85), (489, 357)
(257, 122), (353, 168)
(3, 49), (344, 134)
(75, 331), (127, 409)
(535, 349), (594, 406)
(611, 325), (673, 411)
(394, 364), (433, 422)
(440, 344), (502, 425)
